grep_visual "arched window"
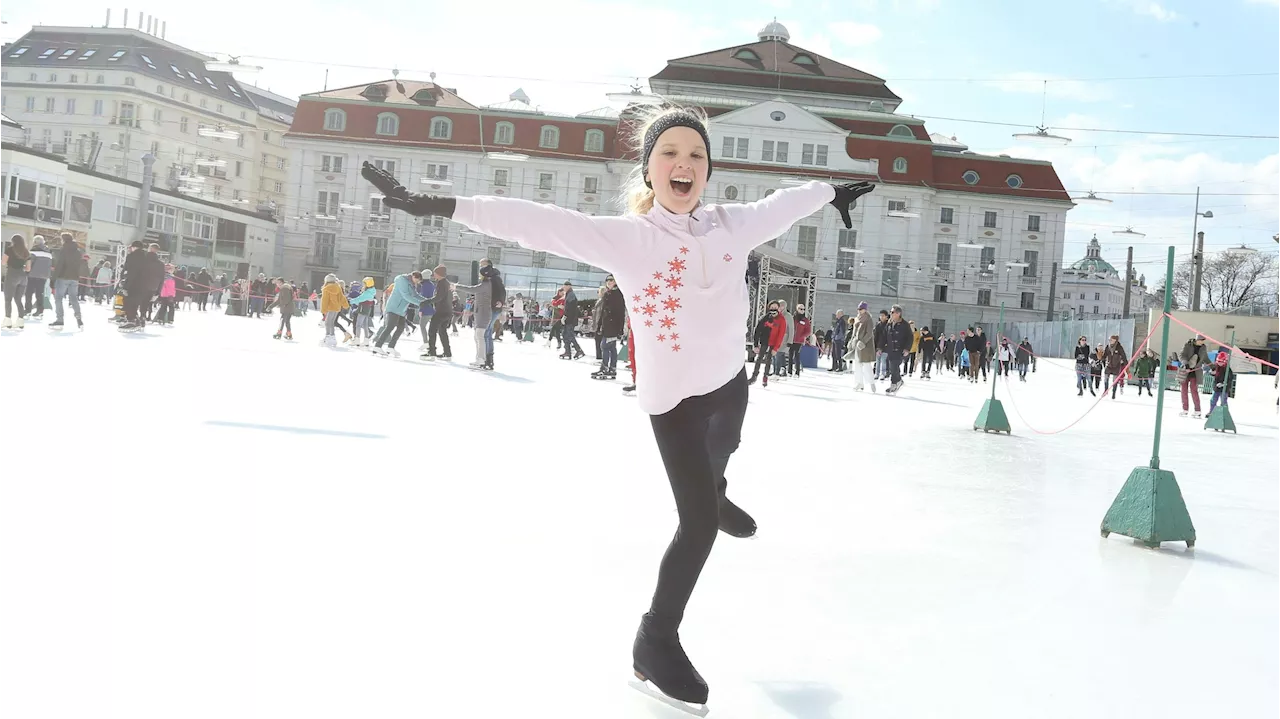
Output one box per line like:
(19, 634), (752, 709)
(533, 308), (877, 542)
(124, 76), (135, 87)
(892, 157), (908, 173)
(376, 112), (399, 136)
(429, 116), (452, 140)
(323, 108), (346, 132)
(156, 84), (164, 94)
(792, 53), (817, 65)
(734, 48), (761, 61)
(493, 121), (514, 145)
(539, 125), (560, 149)
(888, 124), (914, 138)
(584, 129), (604, 153)
(724, 185), (739, 201)
(868, 100), (885, 112)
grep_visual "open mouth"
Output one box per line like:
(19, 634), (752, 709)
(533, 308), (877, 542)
(669, 177), (693, 197)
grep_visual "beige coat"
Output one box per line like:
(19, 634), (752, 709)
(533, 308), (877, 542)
(851, 311), (876, 363)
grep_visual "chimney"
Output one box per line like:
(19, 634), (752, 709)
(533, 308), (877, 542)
(138, 12), (143, 30)
(123, 9), (129, 28)
(106, 9), (112, 27)
(161, 21), (166, 39)
(147, 16), (153, 34)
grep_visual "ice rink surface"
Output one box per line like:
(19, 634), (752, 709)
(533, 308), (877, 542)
(2, 304), (1277, 719)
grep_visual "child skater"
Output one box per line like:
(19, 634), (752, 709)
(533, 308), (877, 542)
(346, 278), (378, 346)
(362, 105), (874, 710)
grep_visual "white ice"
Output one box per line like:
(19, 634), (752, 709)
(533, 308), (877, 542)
(2, 303), (1277, 719)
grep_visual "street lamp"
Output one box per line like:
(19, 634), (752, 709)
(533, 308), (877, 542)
(1190, 186), (1213, 311)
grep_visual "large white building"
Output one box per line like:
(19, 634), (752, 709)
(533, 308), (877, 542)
(279, 22), (1073, 336)
(3, 141), (279, 276)
(1058, 235), (1150, 320)
(1, 22), (293, 214)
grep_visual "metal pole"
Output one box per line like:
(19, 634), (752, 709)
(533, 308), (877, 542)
(1122, 246), (1133, 318)
(1189, 187), (1200, 310)
(1150, 246), (1175, 470)
(133, 153), (156, 246)
(1191, 231), (1205, 313)
(1045, 261), (1058, 321)
(1224, 330), (1236, 406)
(992, 302), (1003, 401)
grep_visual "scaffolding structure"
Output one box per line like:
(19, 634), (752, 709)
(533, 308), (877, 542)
(748, 243), (818, 336)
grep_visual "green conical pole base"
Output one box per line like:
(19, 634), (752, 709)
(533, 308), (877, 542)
(1203, 405), (1237, 433)
(1101, 467), (1196, 548)
(523, 326), (535, 342)
(973, 398), (1011, 434)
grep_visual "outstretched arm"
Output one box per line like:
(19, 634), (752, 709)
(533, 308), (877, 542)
(361, 162), (637, 271)
(716, 181), (874, 251)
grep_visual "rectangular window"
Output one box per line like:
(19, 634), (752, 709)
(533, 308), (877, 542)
(575, 262), (591, 273)
(1023, 250), (1039, 277)
(369, 197), (385, 217)
(45, 97), (56, 112)
(423, 163), (447, 180)
(881, 254), (901, 297)
(887, 199), (907, 213)
(235, 160), (243, 178)
(538, 172), (554, 191)
(934, 285), (949, 302)
(238, 135), (245, 148)
(802, 143), (814, 165)
(1094, 292), (1101, 301)
(116, 203), (138, 224)
(797, 226), (817, 261)
(314, 232), (337, 261)
(736, 138), (748, 159)
(980, 246), (996, 270)
(1021, 292), (1035, 310)
(316, 190), (339, 216)
(977, 289), (992, 306)
(367, 237), (389, 268)
(179, 116), (188, 133)
(1078, 305), (1085, 315)
(1080, 293), (1086, 300)
(65, 98), (76, 114)
(493, 169), (508, 187)
(776, 141), (789, 163)
(25, 96), (35, 112)
(262, 153), (268, 166)
(939, 207), (954, 224)
(721, 136), (734, 159)
(983, 211), (998, 228)
(321, 154), (344, 173)
(932, 319), (946, 336)
(936, 243), (952, 271)
(761, 140), (774, 163)
(273, 181), (283, 193)
(419, 240), (442, 269)
(836, 229), (857, 278)
(1027, 214), (1041, 232)
(277, 158), (285, 170)
(263, 131), (270, 142)
(152, 108), (162, 124)
(583, 176), (599, 194)
(181, 210), (216, 240)
(815, 144), (828, 166)
(1093, 305), (1099, 314)
(532, 251), (548, 269)
(1063, 292), (1070, 299)
(488, 246), (502, 265)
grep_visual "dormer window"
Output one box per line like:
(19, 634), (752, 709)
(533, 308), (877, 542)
(411, 88), (439, 105)
(792, 53), (817, 65)
(362, 84), (388, 100)
(733, 48), (761, 61)
(888, 124), (915, 138)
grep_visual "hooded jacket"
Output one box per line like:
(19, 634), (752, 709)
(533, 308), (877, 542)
(919, 330), (937, 357)
(790, 311), (812, 345)
(1103, 342), (1128, 374)
(320, 281), (349, 313)
(1016, 341), (1032, 364)
(385, 274), (423, 317)
(269, 283), (296, 316)
(886, 318), (913, 353)
(52, 241), (82, 281)
(599, 285), (627, 337)
(1133, 353), (1157, 378)
(432, 276), (453, 315)
(27, 241), (53, 280)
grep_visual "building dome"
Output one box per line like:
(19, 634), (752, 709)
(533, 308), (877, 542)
(1066, 235), (1119, 277)
(758, 21), (790, 42)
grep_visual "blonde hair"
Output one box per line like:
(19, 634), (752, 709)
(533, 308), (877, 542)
(618, 104), (711, 216)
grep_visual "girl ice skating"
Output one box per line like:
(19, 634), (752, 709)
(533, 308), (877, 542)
(361, 104), (874, 711)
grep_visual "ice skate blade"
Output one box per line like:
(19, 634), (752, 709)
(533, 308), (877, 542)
(629, 675), (709, 717)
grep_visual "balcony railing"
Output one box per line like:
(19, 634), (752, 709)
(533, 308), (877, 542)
(1018, 274), (1041, 286)
(305, 253), (338, 268)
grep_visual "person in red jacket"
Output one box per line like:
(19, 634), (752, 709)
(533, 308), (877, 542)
(786, 303), (813, 376)
(749, 301), (787, 387)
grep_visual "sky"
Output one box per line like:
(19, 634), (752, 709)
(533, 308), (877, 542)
(2, 0), (1277, 272)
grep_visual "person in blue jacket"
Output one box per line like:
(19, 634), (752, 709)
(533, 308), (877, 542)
(371, 271), (423, 357)
(346, 278), (379, 346)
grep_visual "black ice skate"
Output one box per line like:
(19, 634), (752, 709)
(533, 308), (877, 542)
(718, 494), (757, 538)
(631, 613), (709, 716)
(622, 384), (637, 395)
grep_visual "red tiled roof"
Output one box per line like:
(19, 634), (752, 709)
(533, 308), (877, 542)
(930, 153), (1070, 202)
(652, 65), (901, 101)
(666, 40), (886, 83)
(304, 80), (477, 110)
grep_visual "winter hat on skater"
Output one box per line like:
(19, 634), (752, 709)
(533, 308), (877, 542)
(324, 273), (338, 284)
(363, 277), (375, 288)
(641, 110), (713, 188)
(857, 301), (868, 310)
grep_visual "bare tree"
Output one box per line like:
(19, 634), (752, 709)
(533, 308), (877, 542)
(1155, 252), (1278, 312)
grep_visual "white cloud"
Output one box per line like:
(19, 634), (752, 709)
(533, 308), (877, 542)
(1138, 2), (1179, 21)
(829, 21), (884, 46)
(985, 72), (1111, 103)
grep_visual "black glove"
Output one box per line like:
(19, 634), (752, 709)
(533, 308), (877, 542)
(360, 161), (456, 218)
(829, 182), (876, 229)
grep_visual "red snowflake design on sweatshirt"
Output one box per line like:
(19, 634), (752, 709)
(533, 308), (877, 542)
(664, 274), (684, 290)
(644, 319), (653, 328)
(656, 334), (667, 343)
(668, 258), (687, 273)
(652, 271), (664, 280)
(632, 294), (641, 303)
(723, 253), (733, 263)
(659, 315), (676, 329)
(644, 284), (661, 298)
(679, 246), (690, 255)
(662, 296), (682, 312)
(671, 344), (681, 352)
(641, 303), (657, 317)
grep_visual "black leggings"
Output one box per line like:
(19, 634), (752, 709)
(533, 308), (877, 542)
(750, 348), (774, 380)
(376, 312), (406, 348)
(647, 369), (748, 628)
(277, 313), (292, 334)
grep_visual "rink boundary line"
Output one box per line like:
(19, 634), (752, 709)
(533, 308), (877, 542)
(997, 321), (1161, 435)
